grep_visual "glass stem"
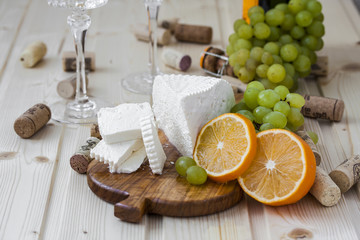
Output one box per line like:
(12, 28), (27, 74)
(146, 3), (160, 77)
(68, 10), (91, 104)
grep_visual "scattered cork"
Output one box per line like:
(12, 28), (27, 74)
(310, 167), (341, 207)
(310, 56), (328, 77)
(133, 23), (171, 46)
(20, 41), (47, 68)
(14, 104), (51, 138)
(56, 74), (89, 99)
(200, 46), (234, 77)
(296, 131), (321, 166)
(301, 95), (345, 122)
(70, 137), (100, 174)
(159, 18), (179, 34)
(161, 48), (191, 71)
(329, 154), (360, 193)
(90, 124), (102, 140)
(62, 51), (95, 72)
(174, 24), (212, 44)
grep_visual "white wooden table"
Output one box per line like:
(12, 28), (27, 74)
(1, 0), (360, 239)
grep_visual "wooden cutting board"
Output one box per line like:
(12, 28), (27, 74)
(87, 131), (243, 223)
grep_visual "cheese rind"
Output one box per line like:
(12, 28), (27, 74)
(97, 103), (152, 144)
(152, 74), (235, 156)
(115, 147), (146, 173)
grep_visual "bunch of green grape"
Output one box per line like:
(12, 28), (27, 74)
(175, 156), (208, 185)
(231, 81), (305, 131)
(227, 0), (324, 92)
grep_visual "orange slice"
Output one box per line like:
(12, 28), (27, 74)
(238, 129), (316, 206)
(193, 113), (257, 183)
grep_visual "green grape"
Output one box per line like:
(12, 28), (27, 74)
(296, 10), (313, 27)
(237, 24), (253, 40)
(290, 26), (305, 39)
(274, 101), (291, 116)
(267, 26), (282, 41)
(234, 39), (252, 51)
(252, 38), (266, 47)
(275, 41), (283, 48)
(261, 52), (274, 65)
(260, 78), (278, 89)
(237, 110), (255, 122)
(226, 44), (234, 56)
(233, 63), (241, 77)
(247, 80), (265, 91)
(287, 107), (304, 128)
(254, 22), (271, 39)
(250, 12), (265, 26)
(300, 46), (317, 64)
(263, 111), (287, 129)
(257, 89), (281, 108)
(267, 64), (286, 83)
(238, 67), (255, 83)
(264, 42), (280, 55)
(306, 21), (325, 38)
(231, 99), (251, 113)
(234, 18), (247, 32)
(288, 0), (305, 15)
(314, 38), (324, 51)
(256, 64), (269, 78)
(274, 85), (290, 100)
(275, 3), (289, 12)
(284, 63), (296, 77)
(279, 34), (293, 45)
(265, 9), (285, 26)
(245, 58), (258, 72)
(291, 42), (302, 53)
(260, 123), (275, 131)
(286, 122), (299, 132)
(272, 54), (283, 64)
(229, 49), (250, 67)
(279, 74), (294, 89)
(248, 5), (265, 17)
(298, 69), (311, 77)
(307, 131), (319, 144)
(307, 0), (322, 17)
(286, 93), (305, 108)
(289, 74), (299, 92)
(293, 54), (311, 72)
(250, 47), (264, 62)
(281, 14), (295, 31)
(314, 12), (324, 22)
(244, 87), (261, 109)
(175, 156), (196, 177)
(280, 44), (298, 62)
(253, 106), (272, 124)
(186, 166), (207, 185)
(228, 32), (239, 45)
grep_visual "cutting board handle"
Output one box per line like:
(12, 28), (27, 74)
(114, 195), (147, 223)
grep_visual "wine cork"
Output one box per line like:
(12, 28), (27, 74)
(90, 124), (102, 140)
(62, 51), (95, 72)
(133, 23), (171, 46)
(161, 48), (191, 71)
(296, 131), (321, 166)
(70, 137), (100, 174)
(175, 24), (212, 44)
(56, 75), (89, 99)
(329, 155), (360, 193)
(14, 104), (51, 139)
(20, 41), (47, 68)
(301, 95), (345, 122)
(310, 167), (341, 207)
(159, 18), (179, 34)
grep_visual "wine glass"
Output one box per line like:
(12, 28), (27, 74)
(121, 0), (162, 99)
(48, 0), (110, 124)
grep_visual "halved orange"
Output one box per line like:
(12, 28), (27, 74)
(193, 113), (257, 183)
(238, 129), (316, 206)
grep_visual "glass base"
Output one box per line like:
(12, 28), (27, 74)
(121, 71), (160, 95)
(50, 97), (111, 124)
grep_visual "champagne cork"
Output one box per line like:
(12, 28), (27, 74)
(175, 24), (212, 44)
(133, 23), (171, 46)
(159, 18), (179, 34)
(161, 48), (191, 71)
(329, 155), (360, 193)
(200, 46), (234, 77)
(70, 137), (100, 174)
(20, 41), (47, 68)
(296, 131), (321, 166)
(90, 124), (102, 140)
(301, 95), (345, 122)
(62, 51), (95, 72)
(310, 167), (341, 207)
(56, 74), (89, 99)
(14, 104), (51, 139)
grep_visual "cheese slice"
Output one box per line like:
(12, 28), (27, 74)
(97, 103), (152, 144)
(90, 139), (143, 172)
(114, 147), (146, 173)
(152, 74), (235, 156)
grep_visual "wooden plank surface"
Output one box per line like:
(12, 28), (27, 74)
(0, 0), (359, 239)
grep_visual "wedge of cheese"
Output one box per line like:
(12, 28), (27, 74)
(114, 147), (147, 174)
(152, 74), (235, 157)
(97, 103), (152, 144)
